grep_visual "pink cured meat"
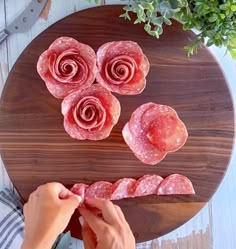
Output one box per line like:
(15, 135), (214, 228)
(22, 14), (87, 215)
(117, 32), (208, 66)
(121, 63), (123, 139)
(37, 37), (97, 99)
(71, 183), (89, 203)
(110, 178), (136, 200)
(133, 175), (163, 197)
(123, 123), (167, 165)
(86, 181), (113, 199)
(96, 41), (150, 95)
(157, 174), (195, 195)
(122, 102), (188, 165)
(61, 84), (121, 140)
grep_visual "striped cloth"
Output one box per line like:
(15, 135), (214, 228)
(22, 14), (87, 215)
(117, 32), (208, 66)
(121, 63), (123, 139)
(0, 189), (154, 249)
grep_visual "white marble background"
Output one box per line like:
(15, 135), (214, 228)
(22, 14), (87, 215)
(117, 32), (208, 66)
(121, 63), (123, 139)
(0, 1), (235, 248)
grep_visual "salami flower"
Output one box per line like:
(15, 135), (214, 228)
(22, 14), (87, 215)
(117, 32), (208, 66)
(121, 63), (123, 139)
(122, 103), (188, 165)
(96, 41), (150, 95)
(37, 37), (97, 99)
(62, 84), (121, 140)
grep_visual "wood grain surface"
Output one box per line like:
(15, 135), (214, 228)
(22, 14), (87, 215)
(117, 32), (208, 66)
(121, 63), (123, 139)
(0, 5), (234, 242)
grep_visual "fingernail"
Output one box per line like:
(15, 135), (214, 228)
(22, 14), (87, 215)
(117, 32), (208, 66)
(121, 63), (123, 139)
(75, 195), (82, 203)
(79, 216), (84, 226)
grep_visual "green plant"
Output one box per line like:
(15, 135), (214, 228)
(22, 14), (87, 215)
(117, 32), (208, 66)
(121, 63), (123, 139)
(88, 0), (236, 59)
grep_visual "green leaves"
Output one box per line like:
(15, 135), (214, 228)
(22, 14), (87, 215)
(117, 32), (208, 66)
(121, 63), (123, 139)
(87, 0), (236, 59)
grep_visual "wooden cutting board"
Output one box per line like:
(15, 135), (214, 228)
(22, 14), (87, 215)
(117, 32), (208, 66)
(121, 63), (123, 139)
(0, 5), (234, 242)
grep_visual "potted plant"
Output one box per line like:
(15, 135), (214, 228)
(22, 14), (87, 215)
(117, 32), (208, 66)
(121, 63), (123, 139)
(89, 0), (236, 59)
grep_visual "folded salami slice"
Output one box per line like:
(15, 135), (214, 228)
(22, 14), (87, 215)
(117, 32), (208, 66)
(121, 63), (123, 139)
(37, 37), (97, 99)
(122, 102), (188, 165)
(110, 178), (136, 200)
(62, 84), (121, 140)
(157, 174), (195, 195)
(71, 183), (89, 203)
(133, 175), (163, 197)
(96, 41), (150, 95)
(86, 181), (113, 199)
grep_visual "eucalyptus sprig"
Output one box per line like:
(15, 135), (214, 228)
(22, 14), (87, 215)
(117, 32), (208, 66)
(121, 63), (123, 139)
(88, 0), (236, 59)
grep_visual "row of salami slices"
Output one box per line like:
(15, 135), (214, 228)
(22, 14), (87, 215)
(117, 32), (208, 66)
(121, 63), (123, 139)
(71, 174), (195, 205)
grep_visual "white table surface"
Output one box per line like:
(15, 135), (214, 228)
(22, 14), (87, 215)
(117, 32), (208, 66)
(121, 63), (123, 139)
(0, 1), (235, 248)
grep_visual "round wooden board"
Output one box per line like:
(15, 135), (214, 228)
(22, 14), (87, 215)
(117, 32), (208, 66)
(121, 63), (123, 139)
(0, 6), (234, 242)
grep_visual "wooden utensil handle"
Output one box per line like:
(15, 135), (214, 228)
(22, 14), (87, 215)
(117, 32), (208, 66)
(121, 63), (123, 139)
(0, 29), (9, 44)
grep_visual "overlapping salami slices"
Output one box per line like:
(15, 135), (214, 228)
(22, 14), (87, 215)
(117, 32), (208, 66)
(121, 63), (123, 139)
(61, 84), (121, 140)
(37, 37), (97, 99)
(96, 41), (150, 95)
(122, 103), (188, 165)
(71, 174), (195, 204)
(37, 37), (151, 141)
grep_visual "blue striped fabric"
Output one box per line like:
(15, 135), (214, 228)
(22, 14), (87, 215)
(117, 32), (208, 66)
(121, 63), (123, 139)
(0, 189), (24, 249)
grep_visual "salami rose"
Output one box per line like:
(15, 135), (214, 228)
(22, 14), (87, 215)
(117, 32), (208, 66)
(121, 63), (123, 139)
(122, 102), (188, 165)
(37, 37), (97, 99)
(96, 41), (150, 95)
(62, 84), (121, 140)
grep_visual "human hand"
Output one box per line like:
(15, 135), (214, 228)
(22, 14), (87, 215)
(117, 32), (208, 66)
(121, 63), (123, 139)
(79, 198), (136, 249)
(21, 182), (81, 249)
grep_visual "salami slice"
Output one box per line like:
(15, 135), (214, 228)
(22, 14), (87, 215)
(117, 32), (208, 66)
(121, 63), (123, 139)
(133, 175), (163, 197)
(123, 123), (167, 165)
(61, 84), (121, 140)
(157, 174), (195, 195)
(71, 183), (89, 203)
(37, 37), (97, 99)
(96, 41), (150, 95)
(86, 181), (113, 199)
(122, 102), (188, 165)
(110, 178), (136, 200)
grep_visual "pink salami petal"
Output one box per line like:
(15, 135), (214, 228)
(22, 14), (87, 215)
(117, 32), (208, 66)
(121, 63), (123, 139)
(122, 123), (167, 165)
(111, 178), (136, 200)
(133, 175), (163, 197)
(86, 181), (113, 199)
(157, 174), (195, 195)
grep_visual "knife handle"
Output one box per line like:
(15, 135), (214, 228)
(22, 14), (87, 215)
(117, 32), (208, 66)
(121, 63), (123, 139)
(0, 29), (9, 45)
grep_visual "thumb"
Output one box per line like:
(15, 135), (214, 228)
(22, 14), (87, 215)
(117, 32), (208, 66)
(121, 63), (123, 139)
(64, 194), (82, 208)
(80, 217), (97, 249)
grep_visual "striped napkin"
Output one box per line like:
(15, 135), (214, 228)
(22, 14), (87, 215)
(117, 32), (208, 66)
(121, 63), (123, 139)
(0, 188), (154, 249)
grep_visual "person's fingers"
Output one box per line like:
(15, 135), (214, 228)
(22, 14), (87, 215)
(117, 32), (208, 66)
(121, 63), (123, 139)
(80, 217), (97, 249)
(79, 207), (108, 236)
(63, 194), (82, 208)
(23, 203), (28, 216)
(85, 198), (120, 225)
